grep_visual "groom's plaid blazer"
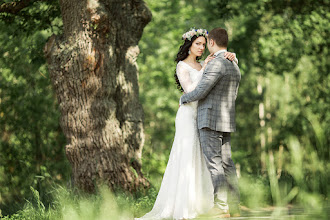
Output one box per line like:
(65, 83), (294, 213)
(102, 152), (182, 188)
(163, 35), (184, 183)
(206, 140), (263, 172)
(180, 51), (241, 132)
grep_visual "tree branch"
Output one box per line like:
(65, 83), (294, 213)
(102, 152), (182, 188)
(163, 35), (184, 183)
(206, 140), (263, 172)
(0, 0), (34, 14)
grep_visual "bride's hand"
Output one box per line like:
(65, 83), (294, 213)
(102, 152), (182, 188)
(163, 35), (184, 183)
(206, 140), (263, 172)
(202, 53), (215, 69)
(224, 52), (236, 61)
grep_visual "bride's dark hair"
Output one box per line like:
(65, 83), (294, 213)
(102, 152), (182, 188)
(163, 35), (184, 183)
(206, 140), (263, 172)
(174, 35), (204, 92)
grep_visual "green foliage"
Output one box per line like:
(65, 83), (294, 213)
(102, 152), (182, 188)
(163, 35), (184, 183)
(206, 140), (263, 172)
(238, 174), (271, 209)
(0, 1), (68, 216)
(0, 0), (329, 218)
(0, 0), (62, 35)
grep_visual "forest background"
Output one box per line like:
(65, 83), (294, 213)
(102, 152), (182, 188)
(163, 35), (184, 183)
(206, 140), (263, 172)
(0, 0), (329, 219)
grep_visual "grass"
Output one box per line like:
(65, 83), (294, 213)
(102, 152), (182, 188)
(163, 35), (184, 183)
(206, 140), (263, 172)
(0, 178), (328, 220)
(0, 185), (159, 220)
(1, 133), (328, 220)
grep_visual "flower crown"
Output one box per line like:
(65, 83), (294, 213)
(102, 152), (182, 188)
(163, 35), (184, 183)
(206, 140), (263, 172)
(182, 28), (208, 41)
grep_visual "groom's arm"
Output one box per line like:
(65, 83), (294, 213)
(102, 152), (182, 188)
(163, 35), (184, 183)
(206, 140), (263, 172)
(180, 60), (226, 104)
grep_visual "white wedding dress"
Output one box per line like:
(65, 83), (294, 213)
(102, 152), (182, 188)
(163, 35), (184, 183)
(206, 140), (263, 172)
(136, 61), (214, 220)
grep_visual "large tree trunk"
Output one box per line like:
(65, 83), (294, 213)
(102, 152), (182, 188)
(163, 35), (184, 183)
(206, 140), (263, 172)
(43, 0), (151, 192)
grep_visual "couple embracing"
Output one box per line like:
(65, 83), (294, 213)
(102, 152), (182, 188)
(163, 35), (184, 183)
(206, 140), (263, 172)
(137, 27), (241, 220)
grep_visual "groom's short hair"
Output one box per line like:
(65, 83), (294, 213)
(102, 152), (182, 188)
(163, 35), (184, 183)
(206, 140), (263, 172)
(208, 28), (228, 48)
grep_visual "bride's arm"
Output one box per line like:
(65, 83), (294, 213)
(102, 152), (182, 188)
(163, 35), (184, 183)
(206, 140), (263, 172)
(224, 52), (238, 64)
(201, 53), (215, 71)
(201, 52), (238, 70)
(176, 63), (199, 93)
(200, 52), (238, 72)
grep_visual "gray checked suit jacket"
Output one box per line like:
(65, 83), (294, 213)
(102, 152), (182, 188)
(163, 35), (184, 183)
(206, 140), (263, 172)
(180, 51), (241, 132)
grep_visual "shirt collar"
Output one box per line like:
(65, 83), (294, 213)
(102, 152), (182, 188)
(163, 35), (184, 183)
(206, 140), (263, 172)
(214, 49), (227, 57)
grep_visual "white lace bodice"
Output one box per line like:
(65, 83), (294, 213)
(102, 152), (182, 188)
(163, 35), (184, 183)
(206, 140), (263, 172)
(176, 61), (203, 93)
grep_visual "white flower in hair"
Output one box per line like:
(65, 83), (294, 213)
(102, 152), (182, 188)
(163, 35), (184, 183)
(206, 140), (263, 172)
(182, 28), (208, 41)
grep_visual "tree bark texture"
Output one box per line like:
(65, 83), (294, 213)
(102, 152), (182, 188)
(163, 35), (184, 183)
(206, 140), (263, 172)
(44, 0), (152, 192)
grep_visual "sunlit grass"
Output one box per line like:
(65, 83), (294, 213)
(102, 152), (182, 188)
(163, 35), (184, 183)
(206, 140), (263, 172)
(0, 185), (158, 220)
(0, 131), (328, 220)
(0, 173), (327, 220)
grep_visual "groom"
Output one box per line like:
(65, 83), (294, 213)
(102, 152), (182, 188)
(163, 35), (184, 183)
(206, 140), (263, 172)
(180, 27), (241, 217)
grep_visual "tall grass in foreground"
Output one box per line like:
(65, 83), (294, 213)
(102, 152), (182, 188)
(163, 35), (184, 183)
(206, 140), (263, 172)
(0, 173), (328, 220)
(237, 133), (328, 219)
(1, 171), (328, 220)
(0, 126), (328, 219)
(0, 185), (158, 220)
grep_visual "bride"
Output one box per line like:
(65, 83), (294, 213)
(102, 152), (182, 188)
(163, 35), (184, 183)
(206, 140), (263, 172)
(136, 28), (237, 220)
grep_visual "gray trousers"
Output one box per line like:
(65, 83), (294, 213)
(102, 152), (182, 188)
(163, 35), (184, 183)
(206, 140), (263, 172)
(199, 127), (240, 210)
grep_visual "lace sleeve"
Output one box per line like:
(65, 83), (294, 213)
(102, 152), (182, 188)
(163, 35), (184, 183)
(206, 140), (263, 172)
(176, 62), (199, 93)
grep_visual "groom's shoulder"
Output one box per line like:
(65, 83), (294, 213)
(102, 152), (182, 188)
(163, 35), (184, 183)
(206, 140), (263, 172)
(214, 55), (230, 66)
(208, 56), (226, 68)
(215, 55), (239, 70)
(208, 56), (224, 66)
(205, 57), (224, 71)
